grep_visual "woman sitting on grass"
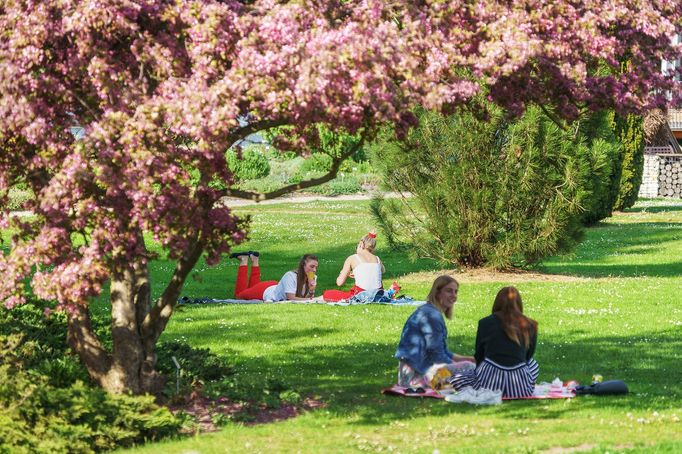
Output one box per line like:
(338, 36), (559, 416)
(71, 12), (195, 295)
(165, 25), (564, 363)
(323, 230), (385, 302)
(231, 252), (318, 302)
(394, 275), (475, 388)
(450, 286), (539, 398)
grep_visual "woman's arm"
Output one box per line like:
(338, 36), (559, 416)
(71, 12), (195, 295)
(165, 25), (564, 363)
(336, 256), (353, 286)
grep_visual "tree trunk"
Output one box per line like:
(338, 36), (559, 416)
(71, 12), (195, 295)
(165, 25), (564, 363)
(67, 260), (163, 394)
(67, 240), (204, 395)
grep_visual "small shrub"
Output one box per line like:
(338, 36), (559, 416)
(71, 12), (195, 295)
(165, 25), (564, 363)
(613, 113), (645, 211)
(0, 334), (180, 454)
(298, 153), (333, 173)
(227, 148), (271, 180)
(307, 177), (362, 196)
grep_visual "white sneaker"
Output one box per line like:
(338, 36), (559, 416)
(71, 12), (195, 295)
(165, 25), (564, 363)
(444, 386), (477, 403)
(474, 388), (502, 405)
(445, 387), (502, 405)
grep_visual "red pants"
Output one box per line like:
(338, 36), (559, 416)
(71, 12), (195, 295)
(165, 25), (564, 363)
(234, 265), (278, 300)
(322, 285), (364, 302)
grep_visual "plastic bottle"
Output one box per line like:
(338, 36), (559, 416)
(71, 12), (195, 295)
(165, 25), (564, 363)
(386, 281), (401, 299)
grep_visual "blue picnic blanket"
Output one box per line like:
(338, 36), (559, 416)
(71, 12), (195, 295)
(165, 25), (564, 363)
(178, 292), (420, 306)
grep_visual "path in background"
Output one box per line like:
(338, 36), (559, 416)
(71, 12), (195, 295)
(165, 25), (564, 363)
(220, 191), (406, 207)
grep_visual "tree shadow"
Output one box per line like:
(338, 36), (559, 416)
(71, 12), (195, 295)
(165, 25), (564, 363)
(540, 222), (682, 278)
(623, 204), (682, 213)
(166, 307), (682, 426)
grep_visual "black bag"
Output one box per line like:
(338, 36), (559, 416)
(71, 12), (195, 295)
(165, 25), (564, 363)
(575, 380), (628, 395)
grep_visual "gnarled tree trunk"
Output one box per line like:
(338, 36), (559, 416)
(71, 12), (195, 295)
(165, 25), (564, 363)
(67, 240), (203, 395)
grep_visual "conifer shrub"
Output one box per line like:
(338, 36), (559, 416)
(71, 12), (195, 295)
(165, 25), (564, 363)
(0, 304), (182, 452)
(370, 104), (621, 269)
(576, 110), (623, 225)
(613, 113), (645, 211)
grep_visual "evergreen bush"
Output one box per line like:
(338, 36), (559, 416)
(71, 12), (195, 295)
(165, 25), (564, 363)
(0, 304), (183, 452)
(369, 104), (619, 269)
(613, 113), (645, 211)
(576, 110), (623, 225)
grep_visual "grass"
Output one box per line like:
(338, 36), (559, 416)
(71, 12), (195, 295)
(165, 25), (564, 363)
(109, 199), (682, 453)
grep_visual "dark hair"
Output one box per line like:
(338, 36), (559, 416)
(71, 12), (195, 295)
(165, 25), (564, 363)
(295, 254), (318, 297)
(492, 286), (538, 347)
(426, 275), (458, 320)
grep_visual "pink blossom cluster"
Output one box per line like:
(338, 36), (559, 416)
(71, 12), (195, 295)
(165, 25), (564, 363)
(0, 0), (680, 310)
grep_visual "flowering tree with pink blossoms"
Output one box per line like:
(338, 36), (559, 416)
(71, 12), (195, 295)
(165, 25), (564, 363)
(0, 0), (680, 394)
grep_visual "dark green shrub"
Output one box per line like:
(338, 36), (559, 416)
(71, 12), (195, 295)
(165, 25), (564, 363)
(0, 305), (181, 452)
(577, 110), (623, 225)
(0, 332), (180, 454)
(156, 340), (233, 388)
(613, 113), (645, 210)
(226, 147), (271, 181)
(370, 105), (591, 269)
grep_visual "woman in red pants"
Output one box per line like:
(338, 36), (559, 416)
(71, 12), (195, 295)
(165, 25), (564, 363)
(232, 252), (318, 301)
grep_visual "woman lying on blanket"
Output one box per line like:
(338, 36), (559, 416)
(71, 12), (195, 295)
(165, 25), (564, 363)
(231, 252), (318, 302)
(394, 275), (475, 389)
(449, 286), (540, 399)
(323, 230), (385, 302)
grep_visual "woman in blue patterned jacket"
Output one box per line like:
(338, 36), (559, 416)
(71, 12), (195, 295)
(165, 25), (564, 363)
(394, 275), (474, 388)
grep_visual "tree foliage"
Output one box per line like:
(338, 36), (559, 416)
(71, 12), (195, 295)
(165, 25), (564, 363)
(0, 0), (680, 393)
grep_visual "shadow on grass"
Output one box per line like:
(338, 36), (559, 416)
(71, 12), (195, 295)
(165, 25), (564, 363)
(540, 222), (682, 278)
(167, 308), (682, 426)
(623, 204), (682, 213)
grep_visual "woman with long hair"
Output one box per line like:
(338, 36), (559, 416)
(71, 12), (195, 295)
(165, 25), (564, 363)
(450, 286), (539, 398)
(231, 252), (318, 301)
(323, 230), (385, 302)
(394, 275), (475, 388)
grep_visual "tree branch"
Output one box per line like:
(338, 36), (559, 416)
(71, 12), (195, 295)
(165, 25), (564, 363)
(538, 103), (569, 132)
(223, 132), (367, 202)
(228, 118), (287, 146)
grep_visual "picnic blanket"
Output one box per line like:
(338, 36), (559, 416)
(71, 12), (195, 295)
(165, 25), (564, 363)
(381, 383), (576, 400)
(381, 384), (444, 399)
(178, 296), (422, 306)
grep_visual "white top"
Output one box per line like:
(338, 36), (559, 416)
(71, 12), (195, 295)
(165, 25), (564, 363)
(262, 271), (297, 302)
(262, 271), (317, 302)
(353, 255), (383, 290)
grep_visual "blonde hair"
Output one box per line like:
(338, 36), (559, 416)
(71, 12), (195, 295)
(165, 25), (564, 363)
(426, 275), (458, 320)
(360, 230), (377, 252)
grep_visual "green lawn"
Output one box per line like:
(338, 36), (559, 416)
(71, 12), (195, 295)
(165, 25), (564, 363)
(121, 199), (682, 453)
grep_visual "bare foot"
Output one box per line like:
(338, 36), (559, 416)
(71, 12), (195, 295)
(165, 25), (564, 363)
(250, 254), (259, 267)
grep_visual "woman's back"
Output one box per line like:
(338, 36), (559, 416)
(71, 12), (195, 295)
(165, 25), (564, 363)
(351, 253), (382, 290)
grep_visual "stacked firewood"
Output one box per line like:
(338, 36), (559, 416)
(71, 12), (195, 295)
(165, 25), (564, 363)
(657, 156), (682, 198)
